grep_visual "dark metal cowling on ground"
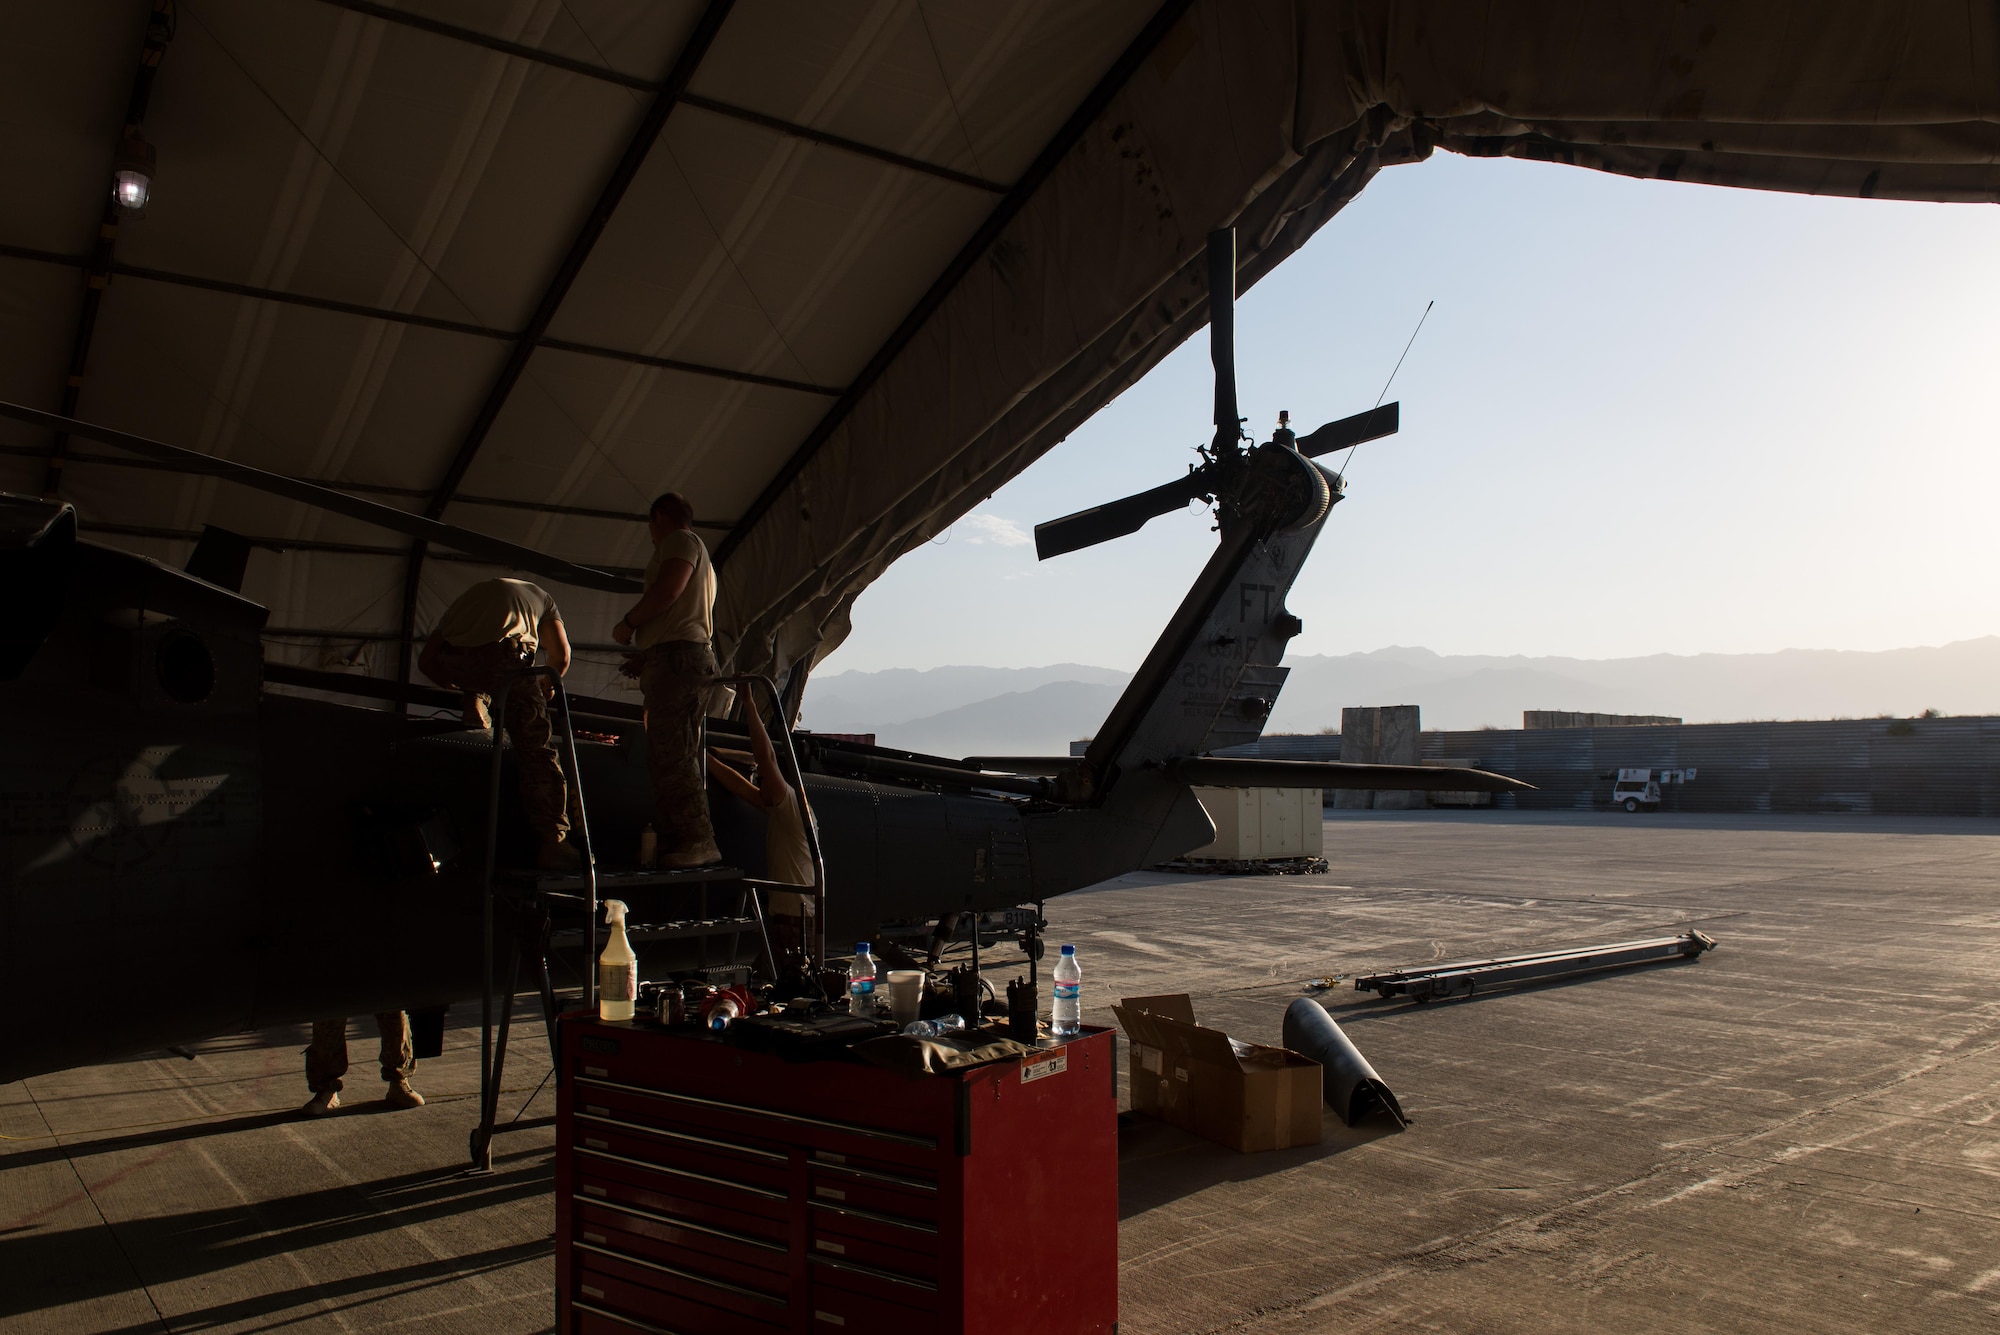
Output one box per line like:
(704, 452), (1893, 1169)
(1283, 996), (1407, 1128)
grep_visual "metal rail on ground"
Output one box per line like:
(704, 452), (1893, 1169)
(1354, 931), (1717, 1003)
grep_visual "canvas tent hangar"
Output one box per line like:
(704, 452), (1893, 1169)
(3, 2), (1995, 705)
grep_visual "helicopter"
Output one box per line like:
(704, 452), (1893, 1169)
(0, 228), (1526, 1087)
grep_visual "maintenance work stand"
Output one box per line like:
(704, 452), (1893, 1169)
(468, 671), (810, 1171)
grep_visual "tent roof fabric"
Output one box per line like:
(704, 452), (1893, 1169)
(3, 0), (1994, 701)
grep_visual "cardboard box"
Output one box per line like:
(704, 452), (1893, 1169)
(1111, 994), (1322, 1152)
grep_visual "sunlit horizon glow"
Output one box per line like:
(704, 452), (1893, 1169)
(828, 155), (2000, 676)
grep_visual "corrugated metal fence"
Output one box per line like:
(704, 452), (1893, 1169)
(1417, 718), (2000, 816)
(1222, 720), (2000, 816)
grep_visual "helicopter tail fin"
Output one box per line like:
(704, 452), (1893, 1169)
(1072, 446), (1334, 804)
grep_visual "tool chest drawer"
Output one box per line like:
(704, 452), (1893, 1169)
(806, 1159), (938, 1224)
(574, 1160), (789, 1243)
(573, 1113), (794, 1196)
(573, 1252), (788, 1334)
(569, 1040), (952, 1153)
(808, 1247), (941, 1312)
(807, 1274), (938, 1326)
(574, 1197), (790, 1296)
(807, 1213), (940, 1282)
(556, 1015), (1118, 1335)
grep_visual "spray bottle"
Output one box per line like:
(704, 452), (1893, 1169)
(599, 899), (637, 1021)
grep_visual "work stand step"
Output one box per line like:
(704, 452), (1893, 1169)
(547, 915), (758, 949)
(502, 864), (745, 894)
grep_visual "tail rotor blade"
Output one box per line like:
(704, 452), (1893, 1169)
(1034, 471), (1208, 561)
(1208, 228), (1238, 449)
(1295, 402), (1399, 458)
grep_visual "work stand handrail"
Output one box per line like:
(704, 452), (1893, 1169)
(477, 664), (592, 1171)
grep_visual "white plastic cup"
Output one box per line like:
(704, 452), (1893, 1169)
(885, 970), (925, 1026)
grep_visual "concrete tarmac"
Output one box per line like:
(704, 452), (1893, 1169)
(3, 811), (1996, 1333)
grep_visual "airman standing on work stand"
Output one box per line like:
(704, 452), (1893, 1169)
(418, 577), (581, 872)
(707, 704), (815, 959)
(611, 492), (722, 868)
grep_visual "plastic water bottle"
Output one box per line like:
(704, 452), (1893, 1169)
(1051, 944), (1081, 1038)
(847, 942), (879, 1013)
(703, 992), (745, 1031)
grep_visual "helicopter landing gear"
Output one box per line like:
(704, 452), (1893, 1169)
(1020, 900), (1047, 986)
(925, 912), (961, 967)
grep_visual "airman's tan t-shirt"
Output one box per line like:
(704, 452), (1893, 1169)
(634, 529), (714, 649)
(435, 578), (559, 652)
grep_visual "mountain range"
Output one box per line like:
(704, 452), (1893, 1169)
(801, 638), (2000, 760)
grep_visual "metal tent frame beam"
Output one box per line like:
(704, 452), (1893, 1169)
(0, 244), (842, 397)
(714, 0), (1199, 566)
(314, 0), (1006, 194)
(77, 522), (643, 579)
(40, 0), (175, 496)
(0, 441), (733, 528)
(395, 0), (736, 689)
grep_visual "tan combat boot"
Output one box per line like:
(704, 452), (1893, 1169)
(662, 839), (722, 869)
(537, 837), (582, 871)
(301, 1089), (339, 1117)
(384, 1078), (425, 1110)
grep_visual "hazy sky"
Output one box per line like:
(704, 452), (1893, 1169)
(828, 154), (2000, 675)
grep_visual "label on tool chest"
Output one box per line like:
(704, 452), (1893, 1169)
(1021, 1045), (1068, 1084)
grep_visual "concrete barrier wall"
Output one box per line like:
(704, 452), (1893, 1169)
(1336, 706), (1420, 810)
(1222, 719), (2000, 816)
(1524, 711), (1680, 728)
(1418, 717), (2000, 817)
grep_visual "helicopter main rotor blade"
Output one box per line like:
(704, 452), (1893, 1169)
(0, 399), (642, 594)
(1033, 470), (1209, 561)
(1295, 402), (1399, 458)
(1209, 227), (1238, 451)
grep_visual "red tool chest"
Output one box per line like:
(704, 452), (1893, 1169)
(554, 1013), (1119, 1334)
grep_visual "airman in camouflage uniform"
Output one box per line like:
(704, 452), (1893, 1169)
(302, 1012), (420, 1115)
(642, 641), (719, 858)
(419, 578), (581, 868)
(612, 492), (722, 867)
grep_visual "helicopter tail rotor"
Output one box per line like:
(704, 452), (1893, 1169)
(1031, 227), (1402, 563)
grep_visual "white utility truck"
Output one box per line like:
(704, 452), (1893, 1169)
(1610, 767), (1697, 812)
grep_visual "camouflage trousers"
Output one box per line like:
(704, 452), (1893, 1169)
(432, 638), (574, 842)
(640, 640), (717, 855)
(306, 1012), (412, 1093)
